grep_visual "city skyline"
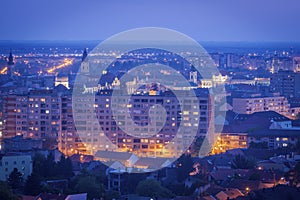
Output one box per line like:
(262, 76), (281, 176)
(1, 1), (300, 199)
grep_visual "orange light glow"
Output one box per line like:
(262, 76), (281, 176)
(0, 66), (8, 74)
(47, 58), (74, 73)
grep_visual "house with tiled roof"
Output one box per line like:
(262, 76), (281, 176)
(214, 111), (300, 153)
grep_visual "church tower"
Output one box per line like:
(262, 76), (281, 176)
(7, 50), (15, 77)
(80, 48), (89, 74)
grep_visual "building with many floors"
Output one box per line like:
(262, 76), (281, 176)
(59, 88), (214, 157)
(270, 70), (300, 99)
(2, 88), (213, 157)
(232, 95), (290, 116)
(3, 89), (61, 149)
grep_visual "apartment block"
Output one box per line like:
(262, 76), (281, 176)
(232, 96), (290, 116)
(60, 89), (213, 157)
(270, 70), (300, 99)
(3, 90), (60, 149)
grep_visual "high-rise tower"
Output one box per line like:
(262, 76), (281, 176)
(271, 52), (280, 73)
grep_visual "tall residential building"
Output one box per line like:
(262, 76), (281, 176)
(232, 96), (290, 115)
(59, 94), (86, 155)
(59, 89), (213, 157)
(271, 52), (280, 73)
(270, 70), (300, 99)
(3, 87), (213, 157)
(3, 90), (61, 149)
(3, 95), (17, 138)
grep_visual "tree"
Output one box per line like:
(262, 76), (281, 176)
(231, 155), (256, 169)
(32, 152), (47, 178)
(121, 172), (147, 194)
(294, 161), (300, 184)
(105, 190), (120, 200)
(0, 181), (18, 200)
(7, 168), (23, 190)
(294, 141), (300, 154)
(74, 176), (105, 200)
(176, 154), (194, 182)
(24, 172), (42, 196)
(136, 179), (174, 198)
(56, 155), (73, 179)
(249, 173), (260, 181)
(45, 152), (56, 178)
(191, 137), (204, 156)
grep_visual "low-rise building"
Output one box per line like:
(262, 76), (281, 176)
(247, 129), (300, 149)
(2, 135), (42, 153)
(0, 153), (32, 181)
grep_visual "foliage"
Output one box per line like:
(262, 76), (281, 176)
(249, 172), (260, 181)
(7, 168), (23, 190)
(32, 152), (73, 179)
(32, 152), (48, 178)
(166, 179), (202, 196)
(104, 190), (120, 200)
(191, 137), (204, 156)
(0, 181), (18, 200)
(57, 155), (74, 179)
(294, 141), (300, 154)
(73, 176), (105, 200)
(294, 161), (300, 184)
(176, 154), (194, 182)
(121, 172), (148, 194)
(136, 179), (174, 198)
(231, 154), (256, 169)
(166, 182), (188, 196)
(24, 172), (42, 196)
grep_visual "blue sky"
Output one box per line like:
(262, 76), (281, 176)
(1, 0), (300, 42)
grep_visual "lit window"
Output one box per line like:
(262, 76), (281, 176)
(183, 111), (189, 115)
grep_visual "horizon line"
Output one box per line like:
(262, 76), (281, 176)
(1, 39), (300, 43)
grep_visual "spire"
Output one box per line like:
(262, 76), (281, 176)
(82, 48), (88, 62)
(8, 49), (14, 65)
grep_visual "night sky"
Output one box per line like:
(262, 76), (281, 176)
(1, 0), (300, 42)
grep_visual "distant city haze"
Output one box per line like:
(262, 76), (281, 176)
(0, 0), (300, 42)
